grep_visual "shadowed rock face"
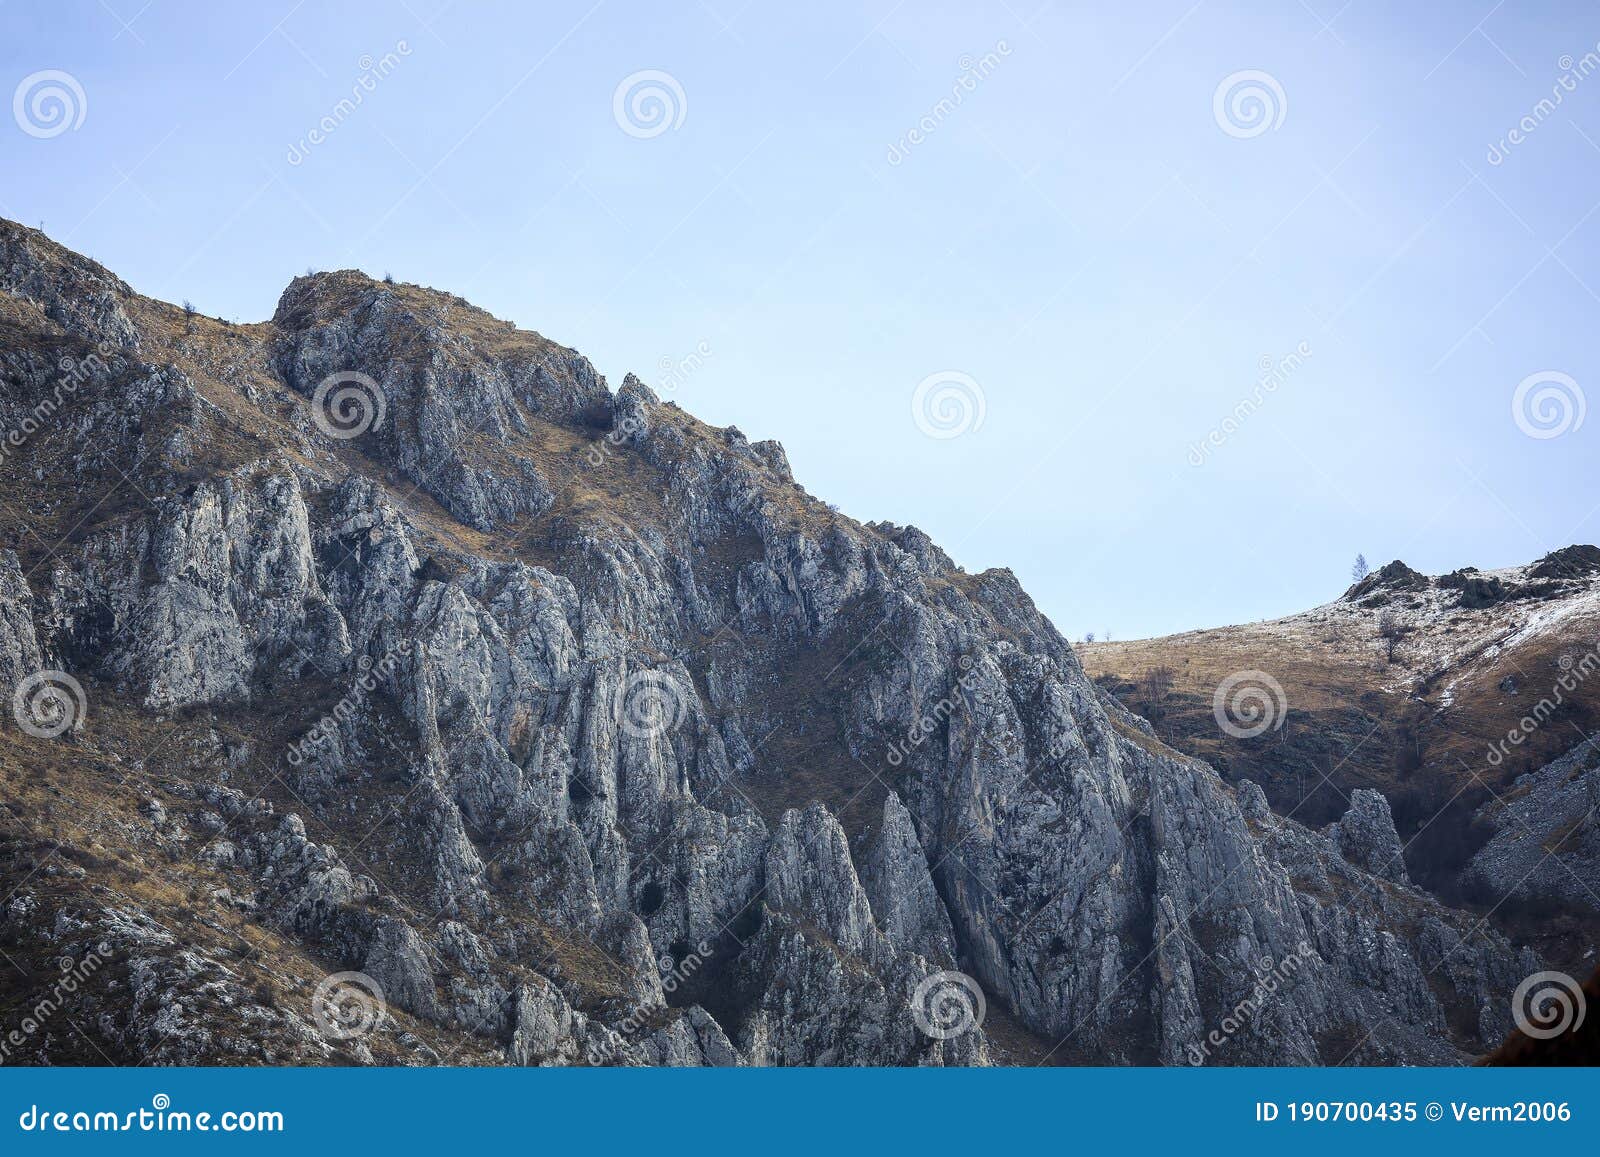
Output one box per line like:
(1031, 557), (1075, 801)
(0, 218), (1538, 1066)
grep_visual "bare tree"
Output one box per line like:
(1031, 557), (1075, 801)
(1351, 553), (1370, 582)
(1136, 666), (1175, 718)
(1082, 631), (1096, 644)
(1376, 611), (1411, 664)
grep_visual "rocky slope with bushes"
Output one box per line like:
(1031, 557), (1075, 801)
(0, 219), (1543, 1065)
(1083, 552), (1600, 968)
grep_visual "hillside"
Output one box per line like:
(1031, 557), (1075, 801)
(1082, 553), (1600, 965)
(0, 218), (1549, 1066)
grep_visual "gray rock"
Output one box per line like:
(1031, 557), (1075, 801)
(1328, 788), (1410, 884)
(0, 219), (1545, 1068)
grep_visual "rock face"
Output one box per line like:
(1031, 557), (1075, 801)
(1467, 737), (1600, 916)
(1328, 789), (1410, 884)
(0, 218), (1543, 1066)
(1080, 543), (1600, 960)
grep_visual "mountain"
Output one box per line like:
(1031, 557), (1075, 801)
(1083, 552), (1600, 966)
(0, 219), (1541, 1066)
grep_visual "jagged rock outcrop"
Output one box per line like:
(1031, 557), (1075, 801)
(0, 549), (42, 696)
(1467, 737), (1600, 915)
(1328, 789), (1410, 884)
(0, 218), (1546, 1066)
(861, 792), (958, 963)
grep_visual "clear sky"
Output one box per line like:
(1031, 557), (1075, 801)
(3, 1), (1596, 639)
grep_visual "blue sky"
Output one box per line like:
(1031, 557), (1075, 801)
(2, 1), (1596, 639)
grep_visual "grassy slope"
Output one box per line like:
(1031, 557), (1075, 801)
(1080, 575), (1600, 962)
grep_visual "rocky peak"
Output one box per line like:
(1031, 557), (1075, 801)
(1345, 559), (1429, 602)
(0, 218), (139, 349)
(1328, 788), (1410, 884)
(1528, 543), (1600, 581)
(0, 220), (1542, 1067)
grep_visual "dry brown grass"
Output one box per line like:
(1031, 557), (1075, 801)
(1081, 599), (1600, 915)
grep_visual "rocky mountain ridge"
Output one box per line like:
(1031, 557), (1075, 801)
(0, 219), (1540, 1065)
(1083, 549), (1600, 965)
